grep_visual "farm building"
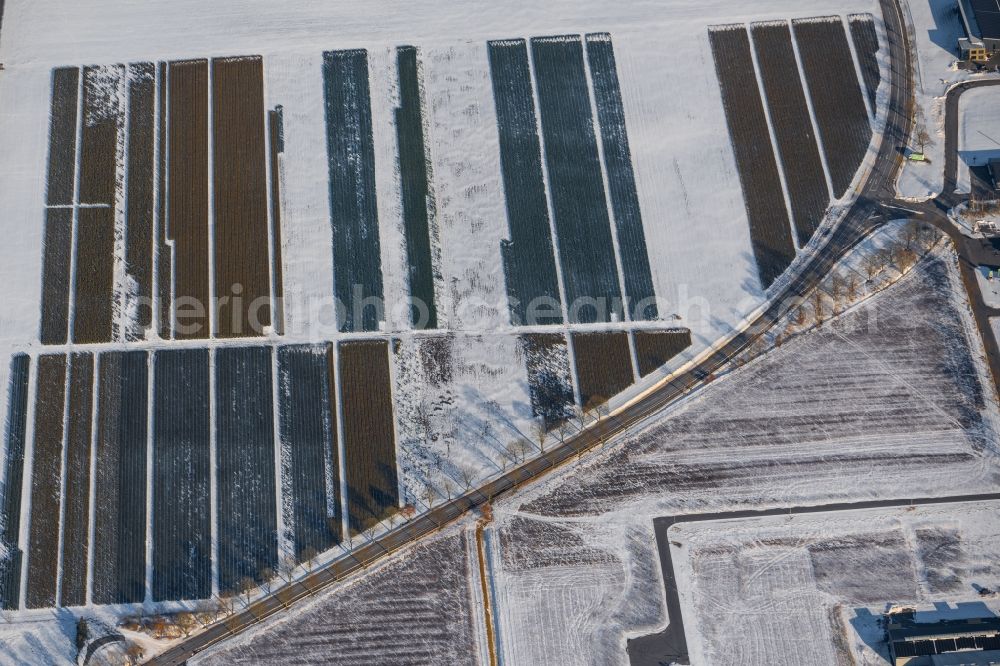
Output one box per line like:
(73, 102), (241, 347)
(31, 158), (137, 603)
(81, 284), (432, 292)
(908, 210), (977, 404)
(885, 610), (1000, 665)
(958, 0), (1000, 61)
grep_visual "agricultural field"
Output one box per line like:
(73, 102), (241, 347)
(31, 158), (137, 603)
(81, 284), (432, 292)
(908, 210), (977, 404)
(0, 0), (893, 640)
(484, 246), (1000, 664)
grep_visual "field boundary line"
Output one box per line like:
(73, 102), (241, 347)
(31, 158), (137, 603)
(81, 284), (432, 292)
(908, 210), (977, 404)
(16, 355), (38, 611)
(84, 353), (99, 606)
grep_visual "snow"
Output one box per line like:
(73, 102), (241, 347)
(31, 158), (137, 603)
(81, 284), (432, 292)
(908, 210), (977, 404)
(977, 267), (1000, 308)
(958, 85), (1000, 193)
(896, 0), (989, 200)
(672, 501), (1000, 665)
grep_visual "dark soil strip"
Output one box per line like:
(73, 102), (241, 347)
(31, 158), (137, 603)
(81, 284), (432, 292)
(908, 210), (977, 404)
(45, 67), (79, 206)
(585, 34), (658, 321)
(152, 349), (211, 602)
(751, 23), (830, 246)
(709, 26), (796, 288)
(277, 345), (340, 560)
(571, 331), (634, 408)
(167, 59), (210, 340)
(395, 46), (438, 330)
(80, 65), (122, 205)
(26, 354), (67, 609)
(487, 39), (562, 327)
(323, 50), (384, 333)
(339, 340), (399, 534)
(268, 107), (285, 336)
(215, 346), (278, 592)
(0, 355), (30, 610)
(793, 19), (873, 198)
(157, 62), (172, 340)
(73, 206), (115, 344)
(519, 333), (574, 427)
(633, 329), (692, 378)
(531, 35), (622, 324)
(849, 15), (881, 112)
(126, 63), (157, 335)
(60, 352), (93, 607)
(39, 208), (73, 345)
(212, 56), (271, 339)
(92, 351), (148, 605)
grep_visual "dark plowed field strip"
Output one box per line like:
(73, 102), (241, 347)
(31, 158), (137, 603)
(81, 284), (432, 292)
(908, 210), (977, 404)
(488, 39), (562, 327)
(26, 355), (66, 609)
(59, 352), (93, 607)
(212, 56), (271, 339)
(396, 46), (438, 330)
(571, 331), (634, 407)
(215, 347), (278, 591)
(531, 35), (622, 324)
(268, 108), (285, 336)
(39, 208), (73, 345)
(167, 59), (210, 340)
(152, 349), (211, 601)
(519, 333), (574, 427)
(793, 18), (873, 198)
(323, 50), (383, 333)
(633, 329), (693, 377)
(73, 206), (115, 343)
(45, 67), (79, 206)
(709, 26), (796, 288)
(340, 340), (399, 534)
(157, 62), (172, 340)
(79, 65), (122, 205)
(751, 23), (830, 246)
(1, 355), (30, 610)
(849, 15), (881, 112)
(92, 351), (148, 605)
(126, 63), (156, 335)
(585, 33), (657, 321)
(277, 345), (340, 560)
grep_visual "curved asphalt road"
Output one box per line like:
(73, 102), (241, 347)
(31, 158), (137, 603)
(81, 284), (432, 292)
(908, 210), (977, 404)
(148, 0), (915, 662)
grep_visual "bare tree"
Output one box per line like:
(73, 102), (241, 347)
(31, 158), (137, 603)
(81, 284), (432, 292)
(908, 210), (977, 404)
(531, 418), (548, 452)
(217, 590), (237, 616)
(239, 577), (257, 606)
(277, 553), (297, 583)
(915, 124), (932, 153)
(812, 289), (825, 323)
(863, 254), (881, 281)
(556, 419), (573, 443)
(125, 643), (145, 666)
(505, 439), (524, 464)
(301, 546), (319, 573)
(176, 611), (197, 638)
(459, 464), (477, 491)
(259, 567), (275, 595)
(422, 482), (438, 508)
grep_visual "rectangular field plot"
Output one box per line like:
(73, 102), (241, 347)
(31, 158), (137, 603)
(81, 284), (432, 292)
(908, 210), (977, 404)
(849, 14), (881, 114)
(39, 208), (73, 345)
(571, 331), (634, 408)
(152, 349), (211, 601)
(709, 25), (796, 288)
(59, 352), (94, 607)
(92, 351), (148, 605)
(531, 35), (622, 323)
(268, 107), (285, 335)
(585, 33), (657, 321)
(72, 206), (115, 344)
(793, 18), (872, 199)
(79, 65), (124, 206)
(340, 340), (399, 534)
(0, 355), (30, 610)
(45, 67), (79, 206)
(520, 333), (574, 427)
(215, 346), (278, 591)
(25, 355), (67, 609)
(323, 49), (384, 333)
(633, 329), (692, 377)
(395, 46), (439, 330)
(751, 22), (830, 247)
(488, 39), (562, 327)
(125, 63), (156, 335)
(212, 56), (272, 338)
(277, 345), (340, 560)
(166, 59), (210, 340)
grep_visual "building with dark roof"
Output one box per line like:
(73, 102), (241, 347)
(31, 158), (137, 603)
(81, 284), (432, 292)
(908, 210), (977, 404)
(959, 0), (1000, 61)
(886, 611), (1000, 665)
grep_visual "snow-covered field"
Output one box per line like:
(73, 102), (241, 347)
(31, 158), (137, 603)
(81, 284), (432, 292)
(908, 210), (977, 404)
(484, 245), (1000, 665)
(673, 501), (1000, 665)
(958, 85), (1000, 193)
